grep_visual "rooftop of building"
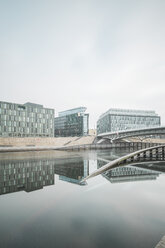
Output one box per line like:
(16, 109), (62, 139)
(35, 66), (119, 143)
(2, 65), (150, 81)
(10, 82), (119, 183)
(0, 101), (54, 111)
(24, 102), (43, 108)
(98, 108), (159, 120)
(58, 107), (87, 117)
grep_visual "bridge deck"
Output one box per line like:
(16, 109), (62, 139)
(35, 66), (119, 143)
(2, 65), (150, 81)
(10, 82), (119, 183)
(97, 126), (165, 142)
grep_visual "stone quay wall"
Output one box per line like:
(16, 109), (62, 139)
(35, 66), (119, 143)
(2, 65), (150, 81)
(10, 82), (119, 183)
(0, 136), (96, 148)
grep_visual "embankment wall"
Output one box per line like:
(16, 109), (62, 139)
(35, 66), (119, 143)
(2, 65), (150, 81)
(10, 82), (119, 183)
(0, 136), (95, 147)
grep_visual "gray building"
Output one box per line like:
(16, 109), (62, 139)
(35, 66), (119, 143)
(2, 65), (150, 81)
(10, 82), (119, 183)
(54, 107), (89, 137)
(97, 108), (161, 134)
(0, 101), (54, 137)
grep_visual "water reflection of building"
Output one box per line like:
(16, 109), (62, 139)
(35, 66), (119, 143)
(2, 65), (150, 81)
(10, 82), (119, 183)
(103, 166), (160, 183)
(0, 159), (55, 195)
(0, 156), (89, 195)
(55, 157), (89, 184)
(97, 159), (162, 183)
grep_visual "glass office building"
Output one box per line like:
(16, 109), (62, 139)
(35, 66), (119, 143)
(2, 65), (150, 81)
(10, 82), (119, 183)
(0, 101), (54, 137)
(54, 107), (89, 137)
(97, 108), (161, 134)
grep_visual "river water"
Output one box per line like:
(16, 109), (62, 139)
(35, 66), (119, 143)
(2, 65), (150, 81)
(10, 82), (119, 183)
(0, 148), (165, 248)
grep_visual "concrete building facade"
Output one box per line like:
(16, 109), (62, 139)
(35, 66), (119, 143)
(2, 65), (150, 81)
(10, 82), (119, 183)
(0, 101), (54, 137)
(97, 108), (161, 134)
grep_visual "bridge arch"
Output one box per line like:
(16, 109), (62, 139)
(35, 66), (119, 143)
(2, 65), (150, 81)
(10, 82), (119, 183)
(81, 145), (165, 182)
(97, 126), (165, 143)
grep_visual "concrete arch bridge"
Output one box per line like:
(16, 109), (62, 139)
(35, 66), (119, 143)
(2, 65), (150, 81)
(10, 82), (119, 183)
(97, 126), (165, 143)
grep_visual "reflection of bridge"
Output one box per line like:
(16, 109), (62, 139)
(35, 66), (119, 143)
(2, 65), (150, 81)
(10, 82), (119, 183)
(97, 159), (164, 183)
(82, 145), (165, 182)
(97, 126), (165, 143)
(103, 166), (160, 183)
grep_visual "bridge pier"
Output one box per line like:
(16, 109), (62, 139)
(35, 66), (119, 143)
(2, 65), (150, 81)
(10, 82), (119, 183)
(130, 156), (134, 162)
(156, 148), (159, 160)
(137, 153), (141, 161)
(143, 151), (146, 159)
(162, 147), (165, 159)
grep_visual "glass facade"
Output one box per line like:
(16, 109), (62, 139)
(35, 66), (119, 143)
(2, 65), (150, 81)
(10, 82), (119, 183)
(56, 157), (89, 184)
(0, 159), (54, 195)
(55, 107), (89, 137)
(0, 156), (89, 195)
(97, 108), (161, 134)
(0, 101), (54, 137)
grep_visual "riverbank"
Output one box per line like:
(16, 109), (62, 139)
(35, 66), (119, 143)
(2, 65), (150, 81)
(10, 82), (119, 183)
(0, 141), (164, 153)
(0, 136), (95, 152)
(0, 136), (165, 153)
(0, 136), (95, 147)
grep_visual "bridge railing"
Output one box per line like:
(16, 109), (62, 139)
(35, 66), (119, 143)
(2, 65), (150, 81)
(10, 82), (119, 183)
(97, 126), (165, 142)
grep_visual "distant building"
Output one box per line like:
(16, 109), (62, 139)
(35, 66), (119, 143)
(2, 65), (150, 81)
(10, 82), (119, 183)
(0, 101), (54, 137)
(54, 107), (89, 137)
(97, 108), (161, 134)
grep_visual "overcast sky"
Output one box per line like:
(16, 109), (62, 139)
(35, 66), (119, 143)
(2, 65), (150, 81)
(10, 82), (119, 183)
(0, 0), (165, 128)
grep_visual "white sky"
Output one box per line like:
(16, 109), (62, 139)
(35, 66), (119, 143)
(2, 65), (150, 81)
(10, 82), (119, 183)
(0, 0), (165, 128)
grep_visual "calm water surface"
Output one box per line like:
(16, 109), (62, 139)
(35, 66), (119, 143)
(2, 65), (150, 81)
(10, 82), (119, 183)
(0, 148), (165, 248)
